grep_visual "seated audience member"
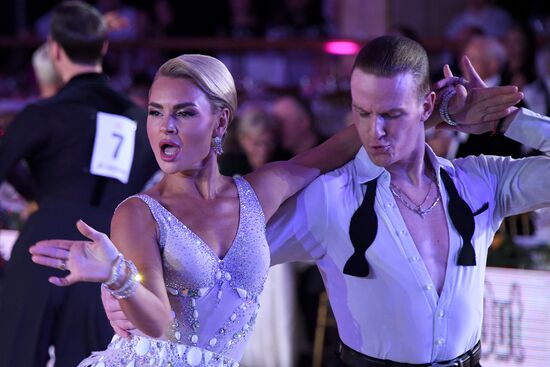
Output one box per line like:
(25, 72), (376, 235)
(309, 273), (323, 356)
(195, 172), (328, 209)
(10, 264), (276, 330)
(219, 103), (290, 176)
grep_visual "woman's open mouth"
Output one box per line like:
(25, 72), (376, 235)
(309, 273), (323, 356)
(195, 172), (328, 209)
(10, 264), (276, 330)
(159, 140), (181, 161)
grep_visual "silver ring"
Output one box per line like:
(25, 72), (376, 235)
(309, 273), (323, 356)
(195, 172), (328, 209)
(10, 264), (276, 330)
(59, 259), (67, 271)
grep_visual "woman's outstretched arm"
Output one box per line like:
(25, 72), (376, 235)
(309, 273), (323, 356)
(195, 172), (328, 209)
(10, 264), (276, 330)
(30, 198), (172, 338)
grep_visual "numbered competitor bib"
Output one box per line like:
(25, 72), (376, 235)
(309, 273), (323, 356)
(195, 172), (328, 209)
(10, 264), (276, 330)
(90, 112), (136, 184)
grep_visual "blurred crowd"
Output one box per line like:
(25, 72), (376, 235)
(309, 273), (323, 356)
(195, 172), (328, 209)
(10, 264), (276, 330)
(2, 0), (550, 366)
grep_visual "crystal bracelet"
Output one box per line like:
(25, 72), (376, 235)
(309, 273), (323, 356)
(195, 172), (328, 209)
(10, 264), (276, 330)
(102, 258), (140, 299)
(439, 87), (458, 126)
(103, 253), (124, 288)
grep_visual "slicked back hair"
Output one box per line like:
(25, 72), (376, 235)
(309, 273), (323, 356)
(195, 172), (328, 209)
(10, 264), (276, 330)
(352, 35), (431, 100)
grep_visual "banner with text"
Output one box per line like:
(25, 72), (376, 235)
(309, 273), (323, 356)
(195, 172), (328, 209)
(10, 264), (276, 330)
(482, 267), (550, 366)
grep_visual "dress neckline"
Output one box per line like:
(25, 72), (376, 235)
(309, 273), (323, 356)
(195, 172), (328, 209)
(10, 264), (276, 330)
(141, 177), (243, 262)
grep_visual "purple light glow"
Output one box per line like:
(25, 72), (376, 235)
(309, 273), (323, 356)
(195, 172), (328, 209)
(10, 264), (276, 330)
(323, 41), (361, 55)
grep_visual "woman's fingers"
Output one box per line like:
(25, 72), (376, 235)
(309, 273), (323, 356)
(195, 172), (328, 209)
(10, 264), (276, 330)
(480, 106), (518, 123)
(29, 243), (70, 259)
(48, 275), (76, 287)
(460, 55), (484, 86)
(31, 254), (67, 270)
(32, 239), (73, 251)
(76, 219), (107, 243)
(433, 76), (463, 91)
(469, 86), (520, 104)
(443, 64), (453, 79)
(481, 100), (521, 115)
(448, 84), (468, 114)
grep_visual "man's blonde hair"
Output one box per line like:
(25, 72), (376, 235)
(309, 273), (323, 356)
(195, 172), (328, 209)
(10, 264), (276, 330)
(32, 43), (61, 86)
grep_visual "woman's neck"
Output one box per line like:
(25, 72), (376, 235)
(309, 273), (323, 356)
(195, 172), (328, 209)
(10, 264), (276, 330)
(160, 154), (227, 200)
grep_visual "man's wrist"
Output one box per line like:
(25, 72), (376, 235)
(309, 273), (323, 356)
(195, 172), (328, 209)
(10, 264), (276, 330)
(497, 107), (519, 135)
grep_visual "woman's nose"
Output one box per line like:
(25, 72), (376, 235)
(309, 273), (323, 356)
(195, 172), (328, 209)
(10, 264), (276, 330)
(160, 117), (177, 134)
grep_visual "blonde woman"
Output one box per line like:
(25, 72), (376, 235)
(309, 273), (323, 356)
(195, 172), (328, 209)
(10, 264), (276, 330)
(29, 54), (359, 367)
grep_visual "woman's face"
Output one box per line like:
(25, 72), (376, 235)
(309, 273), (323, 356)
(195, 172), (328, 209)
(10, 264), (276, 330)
(147, 76), (222, 174)
(238, 128), (276, 169)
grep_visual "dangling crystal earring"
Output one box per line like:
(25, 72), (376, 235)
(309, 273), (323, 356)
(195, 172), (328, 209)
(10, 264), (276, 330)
(212, 136), (224, 155)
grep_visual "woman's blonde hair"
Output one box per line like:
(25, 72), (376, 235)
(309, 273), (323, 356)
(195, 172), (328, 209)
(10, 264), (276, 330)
(156, 54), (237, 123)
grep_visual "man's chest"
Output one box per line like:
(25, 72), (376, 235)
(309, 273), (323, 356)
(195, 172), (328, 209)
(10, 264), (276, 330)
(397, 201), (450, 293)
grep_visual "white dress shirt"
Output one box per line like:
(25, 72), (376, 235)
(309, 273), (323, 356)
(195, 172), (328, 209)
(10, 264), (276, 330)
(267, 108), (550, 364)
(524, 77), (550, 116)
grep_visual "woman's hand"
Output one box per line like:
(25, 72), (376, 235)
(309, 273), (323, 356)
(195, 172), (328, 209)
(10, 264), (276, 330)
(30, 220), (119, 286)
(432, 56), (523, 134)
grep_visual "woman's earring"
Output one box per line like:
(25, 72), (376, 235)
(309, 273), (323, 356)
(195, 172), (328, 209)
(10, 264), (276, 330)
(212, 136), (224, 155)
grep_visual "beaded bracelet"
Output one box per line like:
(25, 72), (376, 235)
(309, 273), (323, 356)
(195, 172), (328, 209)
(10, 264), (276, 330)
(439, 88), (458, 126)
(102, 258), (140, 299)
(103, 253), (124, 288)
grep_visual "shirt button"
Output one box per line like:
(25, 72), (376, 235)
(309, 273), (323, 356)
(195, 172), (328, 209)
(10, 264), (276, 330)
(423, 285), (433, 291)
(408, 256), (419, 262)
(438, 311), (445, 318)
(436, 338), (445, 345)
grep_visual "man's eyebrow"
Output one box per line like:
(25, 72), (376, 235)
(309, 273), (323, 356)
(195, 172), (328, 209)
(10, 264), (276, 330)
(352, 104), (366, 112)
(352, 104), (405, 115)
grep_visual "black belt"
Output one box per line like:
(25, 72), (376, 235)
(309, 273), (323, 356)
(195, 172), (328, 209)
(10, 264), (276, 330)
(338, 341), (481, 367)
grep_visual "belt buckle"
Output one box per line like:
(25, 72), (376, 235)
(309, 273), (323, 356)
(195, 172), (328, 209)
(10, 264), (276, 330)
(431, 362), (460, 367)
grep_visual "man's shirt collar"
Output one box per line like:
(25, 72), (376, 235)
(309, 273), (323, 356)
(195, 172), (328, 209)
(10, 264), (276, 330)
(353, 144), (455, 185)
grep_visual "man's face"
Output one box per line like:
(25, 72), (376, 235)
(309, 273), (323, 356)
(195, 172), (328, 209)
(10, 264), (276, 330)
(271, 97), (309, 152)
(350, 70), (433, 168)
(238, 128), (276, 168)
(464, 38), (501, 81)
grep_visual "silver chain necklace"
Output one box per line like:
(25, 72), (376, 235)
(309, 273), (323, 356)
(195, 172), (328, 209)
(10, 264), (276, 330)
(389, 180), (441, 218)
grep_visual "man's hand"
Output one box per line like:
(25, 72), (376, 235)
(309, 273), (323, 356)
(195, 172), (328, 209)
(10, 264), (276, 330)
(430, 56), (523, 134)
(101, 287), (136, 338)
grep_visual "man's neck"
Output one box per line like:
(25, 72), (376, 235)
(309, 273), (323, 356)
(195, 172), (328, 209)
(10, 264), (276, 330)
(387, 146), (433, 187)
(60, 63), (102, 83)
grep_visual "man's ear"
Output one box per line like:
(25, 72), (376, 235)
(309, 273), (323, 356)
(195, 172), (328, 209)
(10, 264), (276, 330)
(48, 38), (61, 61)
(421, 91), (436, 123)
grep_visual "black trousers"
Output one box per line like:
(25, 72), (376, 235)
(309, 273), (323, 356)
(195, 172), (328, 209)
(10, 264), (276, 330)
(0, 203), (113, 367)
(328, 353), (482, 367)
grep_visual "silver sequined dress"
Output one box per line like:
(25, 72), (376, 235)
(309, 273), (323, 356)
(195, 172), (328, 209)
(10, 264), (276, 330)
(78, 177), (270, 367)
